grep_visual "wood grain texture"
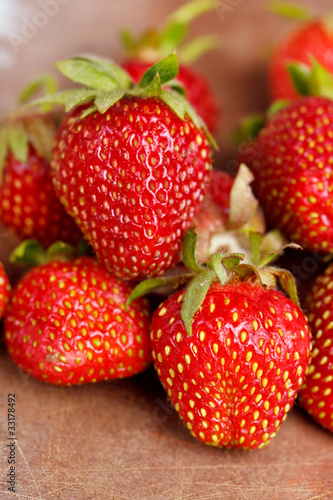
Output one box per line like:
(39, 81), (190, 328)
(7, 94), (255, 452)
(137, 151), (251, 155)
(1, 0), (333, 498)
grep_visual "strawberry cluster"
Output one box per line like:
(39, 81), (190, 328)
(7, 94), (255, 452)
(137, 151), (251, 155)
(1, 0), (333, 451)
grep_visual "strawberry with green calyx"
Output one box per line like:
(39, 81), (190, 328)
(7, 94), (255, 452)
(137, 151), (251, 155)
(4, 240), (151, 386)
(0, 262), (10, 320)
(268, 1), (333, 101)
(121, 0), (220, 132)
(128, 232), (311, 449)
(0, 76), (82, 248)
(239, 60), (333, 254)
(34, 53), (213, 281)
(192, 164), (283, 263)
(298, 262), (333, 432)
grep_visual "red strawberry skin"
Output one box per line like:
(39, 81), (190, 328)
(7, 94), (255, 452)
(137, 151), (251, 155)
(0, 145), (82, 248)
(4, 257), (151, 385)
(0, 262), (10, 319)
(122, 60), (219, 133)
(51, 97), (211, 280)
(150, 281), (311, 449)
(299, 262), (333, 432)
(241, 96), (333, 253)
(269, 21), (333, 101)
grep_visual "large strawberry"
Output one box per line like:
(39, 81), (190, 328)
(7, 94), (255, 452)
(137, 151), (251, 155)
(240, 87), (333, 253)
(129, 233), (311, 449)
(37, 53), (213, 281)
(298, 262), (333, 432)
(0, 79), (82, 248)
(269, 5), (333, 101)
(0, 261), (10, 319)
(4, 241), (151, 385)
(121, 0), (219, 132)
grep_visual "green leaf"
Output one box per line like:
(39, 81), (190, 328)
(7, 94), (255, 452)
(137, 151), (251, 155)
(8, 123), (29, 163)
(210, 254), (228, 285)
(167, 0), (215, 26)
(268, 1), (312, 20)
(121, 29), (136, 54)
(0, 128), (9, 174)
(80, 105), (98, 118)
(160, 23), (188, 55)
(26, 116), (57, 162)
(182, 228), (203, 273)
(308, 56), (333, 99)
(47, 241), (76, 261)
(63, 88), (99, 112)
(221, 253), (245, 271)
(232, 114), (266, 143)
(267, 99), (290, 118)
(55, 57), (119, 91)
(26, 89), (84, 109)
(19, 74), (57, 108)
(126, 275), (193, 307)
(135, 73), (162, 98)
(10, 239), (48, 266)
(287, 62), (311, 96)
(229, 164), (258, 229)
(160, 89), (187, 120)
(180, 268), (217, 336)
(259, 242), (302, 268)
(179, 34), (220, 65)
(77, 54), (132, 89)
(167, 80), (186, 96)
(95, 90), (126, 114)
(138, 53), (179, 88)
(268, 266), (300, 306)
(249, 232), (262, 264)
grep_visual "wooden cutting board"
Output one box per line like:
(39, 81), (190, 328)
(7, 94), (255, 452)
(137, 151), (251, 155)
(1, 0), (333, 498)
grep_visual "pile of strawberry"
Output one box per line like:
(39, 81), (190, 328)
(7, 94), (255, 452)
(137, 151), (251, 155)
(1, 0), (333, 451)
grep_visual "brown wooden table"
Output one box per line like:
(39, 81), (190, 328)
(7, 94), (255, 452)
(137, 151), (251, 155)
(1, 1), (333, 498)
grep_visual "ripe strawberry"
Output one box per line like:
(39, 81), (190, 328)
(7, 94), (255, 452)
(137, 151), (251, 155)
(298, 262), (333, 432)
(0, 262), (10, 319)
(240, 96), (333, 253)
(122, 60), (219, 133)
(131, 236), (311, 449)
(269, 20), (333, 101)
(4, 249), (151, 385)
(120, 0), (219, 132)
(42, 54), (212, 280)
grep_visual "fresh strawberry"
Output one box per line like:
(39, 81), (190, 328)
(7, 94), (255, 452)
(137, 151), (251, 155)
(40, 54), (212, 281)
(240, 95), (333, 253)
(123, 60), (219, 133)
(4, 242), (151, 385)
(269, 20), (333, 101)
(298, 262), (333, 432)
(0, 262), (10, 319)
(120, 0), (219, 132)
(130, 234), (311, 449)
(0, 80), (82, 248)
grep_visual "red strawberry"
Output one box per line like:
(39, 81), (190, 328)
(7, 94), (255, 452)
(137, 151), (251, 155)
(298, 262), (333, 432)
(4, 250), (151, 385)
(269, 20), (333, 101)
(0, 262), (10, 319)
(122, 60), (219, 133)
(0, 112), (82, 248)
(44, 54), (212, 281)
(147, 248), (311, 449)
(240, 96), (333, 253)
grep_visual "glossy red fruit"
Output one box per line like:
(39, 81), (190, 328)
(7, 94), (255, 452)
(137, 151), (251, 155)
(269, 21), (333, 101)
(4, 257), (151, 385)
(51, 98), (211, 280)
(122, 60), (219, 133)
(150, 281), (311, 449)
(298, 262), (333, 432)
(0, 262), (10, 319)
(0, 115), (82, 248)
(240, 96), (333, 253)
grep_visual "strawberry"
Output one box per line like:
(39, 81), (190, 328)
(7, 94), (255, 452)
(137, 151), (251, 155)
(38, 54), (212, 281)
(130, 234), (311, 449)
(240, 95), (333, 254)
(4, 241), (151, 385)
(120, 0), (219, 132)
(0, 262), (10, 319)
(269, 19), (333, 101)
(298, 262), (333, 432)
(0, 80), (82, 248)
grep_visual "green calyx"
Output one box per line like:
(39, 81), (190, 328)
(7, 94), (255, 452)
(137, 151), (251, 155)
(128, 228), (302, 336)
(122, 0), (219, 65)
(10, 239), (90, 267)
(287, 57), (333, 99)
(268, 1), (312, 21)
(29, 52), (215, 147)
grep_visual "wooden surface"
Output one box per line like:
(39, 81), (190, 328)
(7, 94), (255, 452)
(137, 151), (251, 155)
(1, 0), (333, 498)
